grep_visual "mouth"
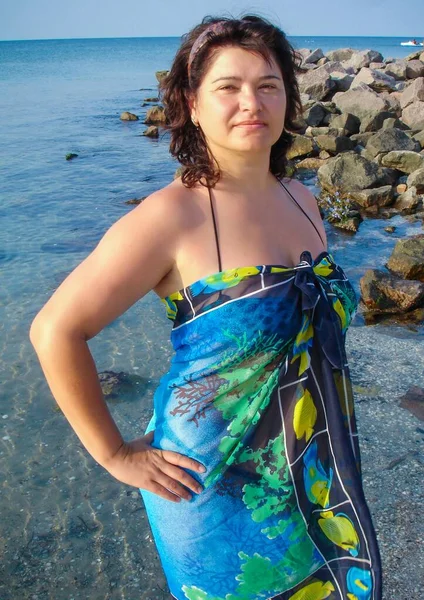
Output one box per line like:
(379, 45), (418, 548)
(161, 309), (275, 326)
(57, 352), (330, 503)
(234, 121), (267, 128)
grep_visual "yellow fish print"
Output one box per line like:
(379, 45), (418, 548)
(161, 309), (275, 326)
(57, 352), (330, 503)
(318, 511), (360, 557)
(293, 386), (317, 442)
(289, 578), (335, 599)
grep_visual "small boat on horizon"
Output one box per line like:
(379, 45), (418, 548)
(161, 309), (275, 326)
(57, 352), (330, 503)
(400, 39), (424, 46)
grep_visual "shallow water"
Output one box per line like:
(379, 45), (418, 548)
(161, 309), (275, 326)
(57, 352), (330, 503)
(1, 37), (423, 599)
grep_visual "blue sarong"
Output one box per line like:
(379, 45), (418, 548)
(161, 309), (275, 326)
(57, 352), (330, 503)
(139, 249), (382, 600)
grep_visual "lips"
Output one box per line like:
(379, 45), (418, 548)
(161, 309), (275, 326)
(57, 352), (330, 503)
(235, 121), (266, 126)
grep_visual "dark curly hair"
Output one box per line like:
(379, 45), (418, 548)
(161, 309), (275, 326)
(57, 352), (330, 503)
(159, 14), (303, 188)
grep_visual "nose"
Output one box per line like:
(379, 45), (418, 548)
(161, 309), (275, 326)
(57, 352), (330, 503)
(239, 85), (263, 112)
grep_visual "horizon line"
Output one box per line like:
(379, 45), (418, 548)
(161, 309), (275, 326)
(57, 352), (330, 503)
(1, 34), (423, 43)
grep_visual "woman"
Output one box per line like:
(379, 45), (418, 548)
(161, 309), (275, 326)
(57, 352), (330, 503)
(30, 14), (382, 600)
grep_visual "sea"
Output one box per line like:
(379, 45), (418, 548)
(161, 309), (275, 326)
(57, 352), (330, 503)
(1, 36), (423, 599)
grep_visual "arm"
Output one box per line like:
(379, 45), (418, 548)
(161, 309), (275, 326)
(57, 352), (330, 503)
(29, 189), (179, 469)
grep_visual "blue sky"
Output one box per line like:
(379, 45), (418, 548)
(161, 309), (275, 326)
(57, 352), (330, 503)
(2, 0), (424, 40)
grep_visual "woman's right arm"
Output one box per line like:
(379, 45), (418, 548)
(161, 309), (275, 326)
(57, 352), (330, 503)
(29, 188), (205, 502)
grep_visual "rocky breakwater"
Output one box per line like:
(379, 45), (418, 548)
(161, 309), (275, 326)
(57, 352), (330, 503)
(288, 47), (424, 320)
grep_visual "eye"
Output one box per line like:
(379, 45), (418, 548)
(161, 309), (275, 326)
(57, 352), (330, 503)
(219, 85), (236, 90)
(260, 84), (277, 89)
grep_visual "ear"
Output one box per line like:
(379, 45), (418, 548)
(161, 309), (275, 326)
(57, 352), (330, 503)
(187, 93), (197, 122)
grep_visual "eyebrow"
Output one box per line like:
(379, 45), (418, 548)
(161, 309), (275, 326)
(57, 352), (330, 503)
(211, 75), (282, 83)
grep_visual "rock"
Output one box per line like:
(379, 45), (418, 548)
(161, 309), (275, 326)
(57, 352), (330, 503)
(329, 71), (354, 92)
(295, 157), (328, 170)
(343, 49), (384, 71)
(399, 386), (424, 421)
(120, 111), (138, 121)
(413, 130), (424, 148)
(287, 134), (315, 159)
(385, 226), (396, 232)
(346, 185), (394, 208)
(393, 187), (421, 214)
(316, 57), (329, 66)
(366, 129), (418, 158)
(303, 102), (329, 126)
(407, 168), (424, 192)
(319, 150), (331, 159)
(360, 110), (398, 133)
(397, 184), (408, 194)
(406, 60), (424, 79)
(65, 153), (78, 160)
(381, 117), (410, 131)
(369, 62), (385, 70)
(317, 151), (388, 193)
(98, 370), (148, 400)
(402, 101), (424, 130)
(351, 67), (397, 92)
(386, 234), (424, 280)
(144, 96), (159, 102)
(381, 91), (402, 114)
(400, 77), (424, 109)
(406, 50), (422, 60)
(360, 269), (424, 313)
(328, 112), (360, 134)
(300, 92), (312, 104)
(303, 48), (324, 64)
(124, 196), (146, 205)
(332, 216), (362, 232)
(142, 125), (159, 138)
(155, 70), (169, 83)
(381, 151), (424, 173)
(305, 126), (331, 137)
(385, 60), (408, 80)
(298, 65), (336, 100)
(421, 52), (424, 62)
(144, 106), (166, 124)
(326, 48), (355, 62)
(315, 133), (355, 154)
(350, 132), (374, 147)
(333, 83), (389, 124)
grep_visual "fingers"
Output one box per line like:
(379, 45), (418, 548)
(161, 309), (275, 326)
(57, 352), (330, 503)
(160, 448), (206, 474)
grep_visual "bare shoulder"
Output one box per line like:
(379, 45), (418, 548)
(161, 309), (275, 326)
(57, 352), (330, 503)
(282, 177), (328, 250)
(283, 178), (320, 213)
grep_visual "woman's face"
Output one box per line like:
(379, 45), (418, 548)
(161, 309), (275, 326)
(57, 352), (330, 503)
(190, 45), (287, 158)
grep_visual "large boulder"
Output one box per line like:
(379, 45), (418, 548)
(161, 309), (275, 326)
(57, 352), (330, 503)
(381, 151), (424, 173)
(328, 112), (360, 134)
(317, 151), (388, 192)
(155, 70), (169, 83)
(386, 234), (424, 281)
(298, 66), (336, 100)
(144, 105), (166, 124)
(413, 130), (424, 148)
(365, 128), (418, 158)
(402, 101), (424, 130)
(393, 186), (421, 214)
(303, 48), (324, 64)
(406, 60), (424, 79)
(359, 110), (398, 133)
(384, 60), (408, 80)
(120, 111), (138, 121)
(346, 185), (394, 208)
(351, 67), (397, 92)
(333, 83), (389, 124)
(326, 48), (355, 62)
(360, 269), (424, 314)
(343, 50), (384, 72)
(303, 102), (330, 126)
(329, 71), (355, 92)
(287, 134), (315, 159)
(315, 133), (355, 154)
(400, 77), (424, 109)
(407, 168), (424, 192)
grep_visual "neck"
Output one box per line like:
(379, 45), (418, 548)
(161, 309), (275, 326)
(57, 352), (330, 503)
(207, 147), (276, 195)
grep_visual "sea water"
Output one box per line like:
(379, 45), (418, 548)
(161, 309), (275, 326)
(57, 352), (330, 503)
(0, 36), (423, 599)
